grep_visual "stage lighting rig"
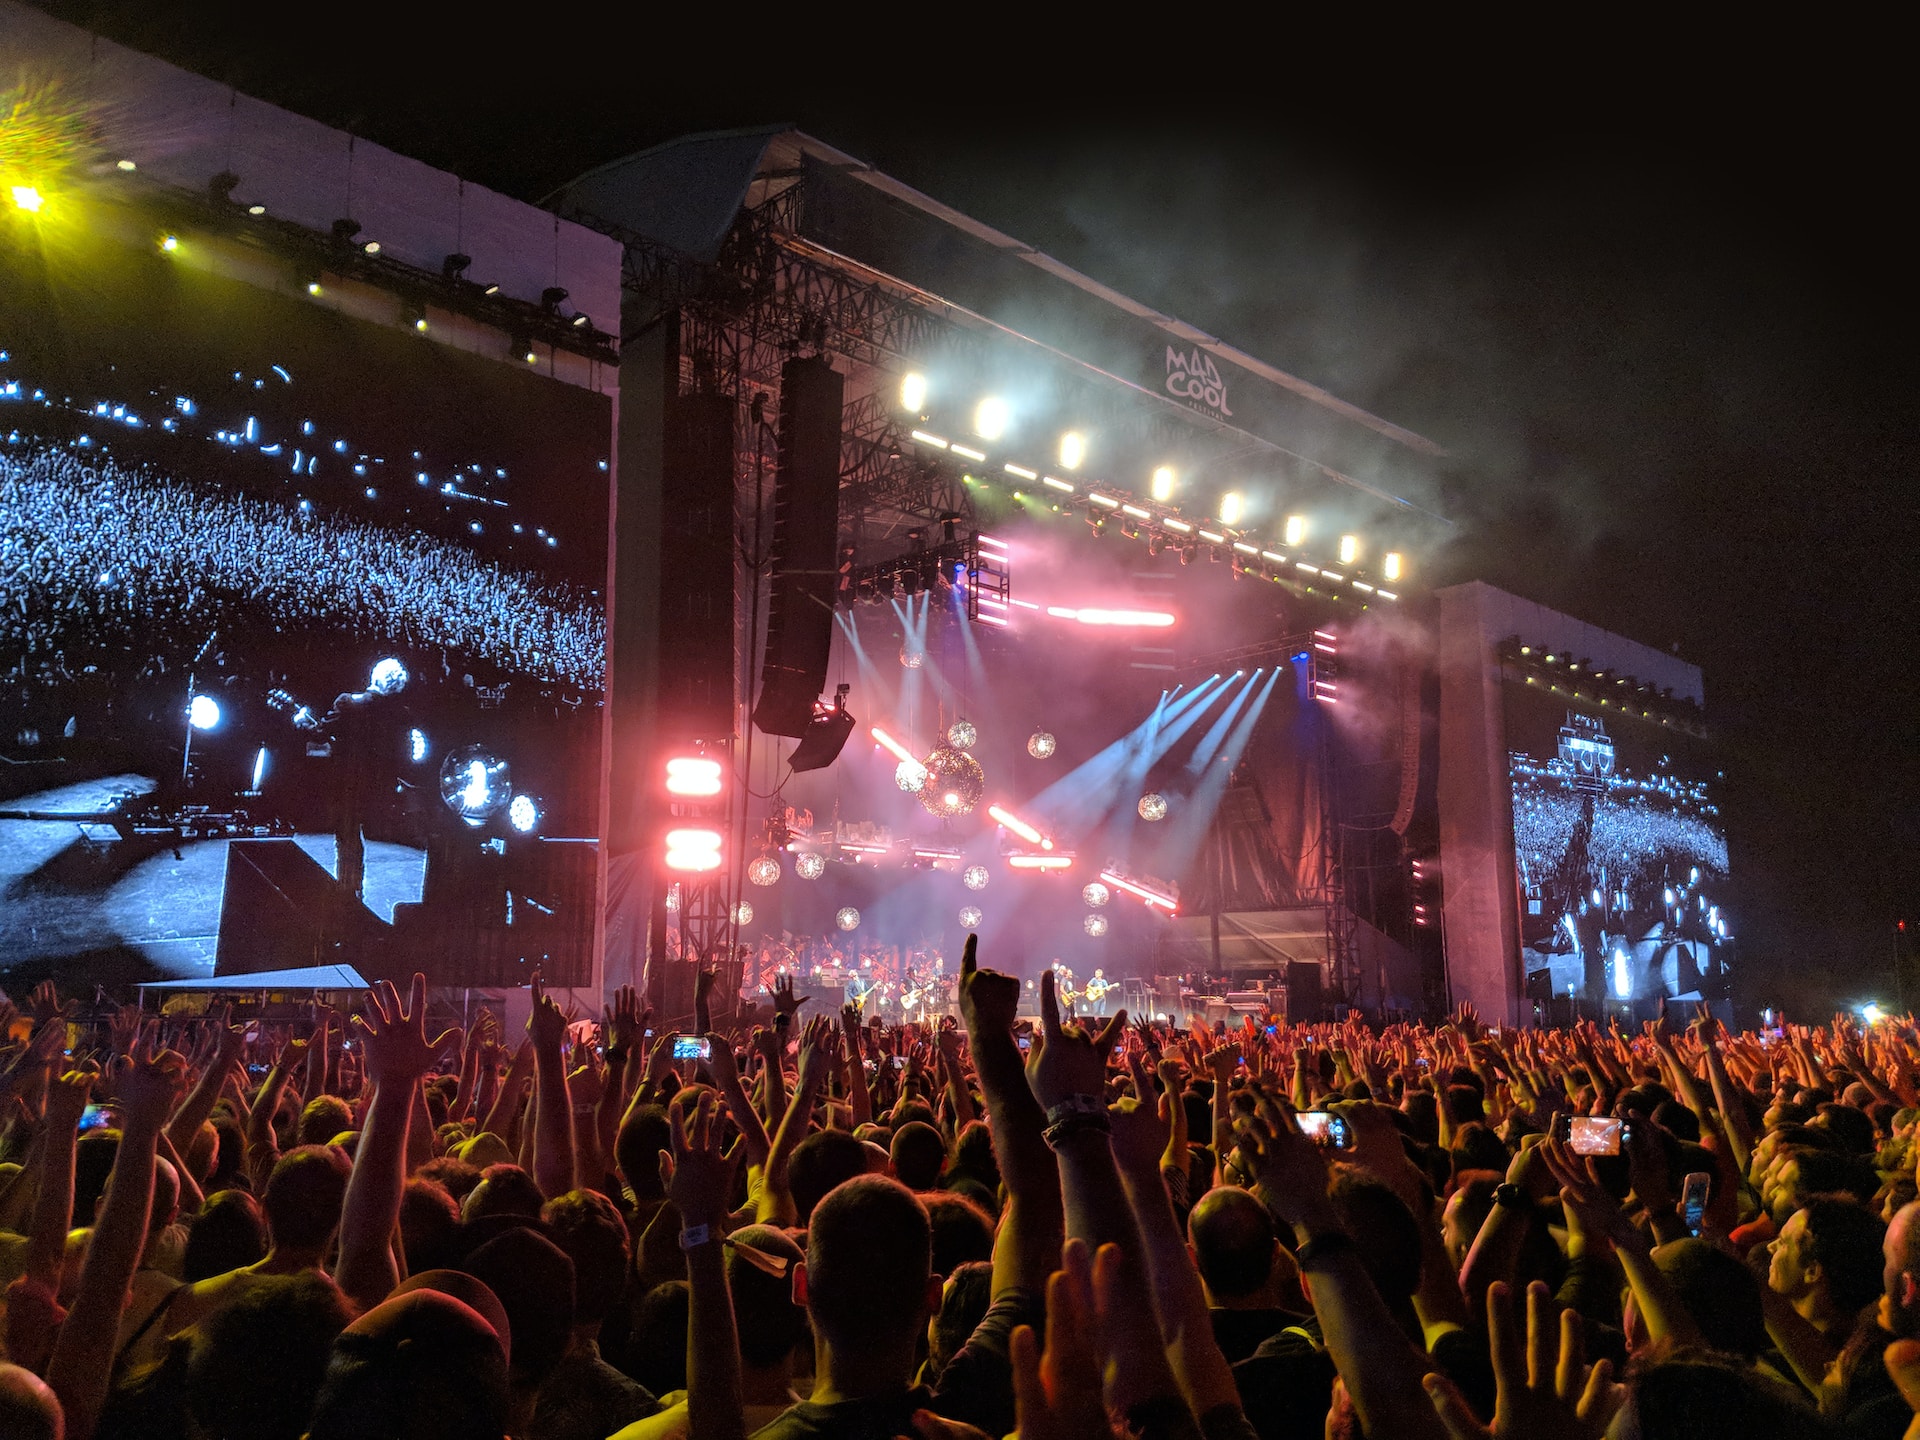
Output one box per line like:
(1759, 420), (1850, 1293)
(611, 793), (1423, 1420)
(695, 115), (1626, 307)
(207, 170), (242, 207)
(508, 794), (541, 833)
(442, 251), (473, 280)
(440, 746), (512, 826)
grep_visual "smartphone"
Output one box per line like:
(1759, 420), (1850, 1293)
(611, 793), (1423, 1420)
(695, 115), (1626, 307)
(1680, 1172), (1710, 1236)
(1017, 1036), (1031, 1052)
(644, 1029), (655, 1039)
(891, 1056), (907, 1070)
(1416, 1057), (1430, 1068)
(78, 1104), (115, 1133)
(1559, 1115), (1630, 1156)
(671, 1035), (712, 1061)
(1294, 1111), (1355, 1151)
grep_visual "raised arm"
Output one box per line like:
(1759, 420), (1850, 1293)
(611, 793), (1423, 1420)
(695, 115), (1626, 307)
(528, 975), (577, 1198)
(165, 1006), (243, 1155)
(841, 1004), (874, 1128)
(662, 1092), (747, 1440)
(755, 1016), (833, 1225)
(335, 975), (455, 1311)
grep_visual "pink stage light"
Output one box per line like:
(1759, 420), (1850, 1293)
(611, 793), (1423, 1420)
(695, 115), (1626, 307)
(987, 804), (1044, 845)
(1099, 869), (1179, 912)
(1041, 606), (1176, 627)
(1008, 853), (1072, 870)
(870, 727), (917, 765)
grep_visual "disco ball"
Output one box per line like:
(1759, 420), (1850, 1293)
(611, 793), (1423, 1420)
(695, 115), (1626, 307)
(1027, 731), (1057, 759)
(959, 905), (983, 929)
(732, 902), (754, 926)
(836, 906), (861, 932)
(795, 852), (826, 880)
(440, 745), (512, 826)
(947, 719), (978, 750)
(748, 856), (781, 887)
(962, 864), (990, 891)
(1084, 913), (1109, 937)
(895, 758), (930, 792)
(665, 885), (681, 912)
(900, 648), (924, 669)
(1138, 792), (1168, 822)
(918, 746), (986, 818)
(1082, 882), (1110, 907)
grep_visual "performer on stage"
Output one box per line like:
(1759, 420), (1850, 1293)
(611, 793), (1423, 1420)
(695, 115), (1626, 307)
(296, 656), (412, 900)
(1084, 968), (1114, 1018)
(844, 969), (873, 1015)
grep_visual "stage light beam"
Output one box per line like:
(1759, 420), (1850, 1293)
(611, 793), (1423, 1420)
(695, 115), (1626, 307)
(1151, 466), (1176, 502)
(1218, 492), (1243, 525)
(900, 372), (927, 412)
(188, 695), (221, 730)
(1340, 534), (1360, 565)
(986, 804), (1044, 845)
(974, 397), (1009, 440)
(1284, 514), (1307, 546)
(11, 185), (45, 212)
(1058, 431), (1086, 469)
(1383, 551), (1403, 581)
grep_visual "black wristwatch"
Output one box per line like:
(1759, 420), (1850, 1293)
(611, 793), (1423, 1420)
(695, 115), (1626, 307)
(1492, 1181), (1529, 1210)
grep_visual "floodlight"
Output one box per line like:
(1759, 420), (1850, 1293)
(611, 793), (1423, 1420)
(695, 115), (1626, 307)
(1058, 431), (1086, 469)
(1151, 466), (1176, 502)
(974, 397), (1008, 440)
(188, 695), (221, 730)
(900, 371), (928, 412)
(1340, 534), (1360, 565)
(408, 728), (430, 763)
(665, 827), (724, 872)
(1384, 551), (1403, 581)
(665, 755), (724, 796)
(160, 234), (179, 252)
(508, 794), (540, 833)
(1282, 515), (1305, 546)
(1218, 492), (1243, 525)
(11, 186), (44, 213)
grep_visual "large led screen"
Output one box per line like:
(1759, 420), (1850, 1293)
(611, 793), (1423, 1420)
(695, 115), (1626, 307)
(1, 214), (609, 987)
(1506, 678), (1730, 1005)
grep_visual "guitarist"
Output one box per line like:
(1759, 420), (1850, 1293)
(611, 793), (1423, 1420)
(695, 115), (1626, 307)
(292, 657), (413, 901)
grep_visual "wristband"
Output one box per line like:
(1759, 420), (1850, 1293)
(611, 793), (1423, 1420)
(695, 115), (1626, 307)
(1042, 1110), (1112, 1149)
(1492, 1181), (1529, 1211)
(1293, 1230), (1357, 1272)
(1044, 1093), (1107, 1128)
(774, 1011), (792, 1030)
(678, 1223), (714, 1250)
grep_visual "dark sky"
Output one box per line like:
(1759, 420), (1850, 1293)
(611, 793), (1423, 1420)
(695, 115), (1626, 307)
(31, 3), (1919, 1010)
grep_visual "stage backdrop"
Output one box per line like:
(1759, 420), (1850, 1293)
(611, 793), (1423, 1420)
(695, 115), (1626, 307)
(1503, 678), (1730, 1007)
(1, 202), (610, 987)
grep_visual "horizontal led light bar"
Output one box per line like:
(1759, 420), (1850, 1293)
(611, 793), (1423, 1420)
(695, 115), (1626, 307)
(1007, 853), (1073, 870)
(1004, 463), (1037, 480)
(951, 443), (987, 462)
(987, 804), (1044, 844)
(1163, 519), (1193, 534)
(975, 612), (1009, 626)
(1042, 476), (1075, 492)
(665, 756), (724, 796)
(1043, 606), (1176, 627)
(1088, 492), (1120, 508)
(1197, 530), (1226, 544)
(1121, 504), (1150, 520)
(1099, 869), (1178, 912)
(910, 430), (949, 449)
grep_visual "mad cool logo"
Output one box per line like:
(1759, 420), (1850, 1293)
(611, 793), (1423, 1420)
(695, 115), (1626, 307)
(1165, 346), (1232, 417)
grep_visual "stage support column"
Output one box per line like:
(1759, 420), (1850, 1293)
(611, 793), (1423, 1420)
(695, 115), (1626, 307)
(1436, 582), (1526, 1028)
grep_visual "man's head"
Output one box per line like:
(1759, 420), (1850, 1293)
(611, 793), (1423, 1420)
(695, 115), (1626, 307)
(185, 1271), (353, 1440)
(790, 1129), (871, 1224)
(262, 1144), (352, 1254)
(399, 1178), (463, 1275)
(1768, 1196), (1887, 1321)
(299, 1095), (354, 1148)
(461, 1163), (544, 1223)
(725, 1225), (808, 1374)
(1767, 1148), (1874, 1223)
(922, 1191), (995, 1279)
(804, 1176), (938, 1353)
(0, 1364), (61, 1440)
(615, 1106), (671, 1201)
(889, 1121), (949, 1191)
(183, 1187), (268, 1282)
(1188, 1186), (1280, 1303)
(1881, 1199), (1920, 1337)
(307, 1290), (507, 1440)
(541, 1188), (630, 1328)
(462, 1228), (574, 1384)
(368, 657), (409, 694)
(1327, 1165), (1423, 1306)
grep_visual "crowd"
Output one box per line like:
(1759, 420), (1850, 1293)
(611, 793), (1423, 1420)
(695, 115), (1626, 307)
(4, 952), (1920, 1440)
(1, 445), (605, 695)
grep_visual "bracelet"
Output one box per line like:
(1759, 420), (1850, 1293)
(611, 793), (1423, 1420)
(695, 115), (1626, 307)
(1042, 1110), (1112, 1149)
(1044, 1093), (1107, 1127)
(1492, 1181), (1529, 1211)
(1293, 1230), (1357, 1272)
(678, 1223), (715, 1250)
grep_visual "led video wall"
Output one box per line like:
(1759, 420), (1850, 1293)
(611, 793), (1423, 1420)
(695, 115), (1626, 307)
(1, 217), (610, 986)
(1505, 679), (1730, 1005)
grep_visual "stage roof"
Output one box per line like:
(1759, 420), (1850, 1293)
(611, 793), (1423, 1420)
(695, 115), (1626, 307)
(548, 127), (1450, 527)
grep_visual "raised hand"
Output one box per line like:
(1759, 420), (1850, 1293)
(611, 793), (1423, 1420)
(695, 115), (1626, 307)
(604, 985), (644, 1061)
(1024, 969), (1125, 1112)
(117, 1022), (178, 1129)
(1232, 1084), (1336, 1231)
(956, 934), (1021, 1038)
(527, 973), (568, 1051)
(28, 979), (65, 1026)
(354, 974), (457, 1087)
(767, 973), (808, 1020)
(1424, 1280), (1623, 1440)
(1009, 1245), (1114, 1440)
(45, 1066), (94, 1133)
(659, 1091), (735, 1229)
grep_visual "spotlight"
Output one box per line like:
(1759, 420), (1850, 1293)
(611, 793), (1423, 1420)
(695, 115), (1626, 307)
(665, 827), (724, 872)
(795, 852), (826, 879)
(116, 158), (137, 172)
(1137, 793), (1168, 821)
(665, 755), (724, 796)
(440, 746), (512, 826)
(160, 234), (179, 252)
(188, 695), (222, 730)
(571, 312), (590, 328)
(1058, 431), (1086, 469)
(402, 300), (428, 332)
(247, 204), (266, 216)
(748, 856), (781, 886)
(507, 794), (540, 833)
(441, 252), (473, 280)
(1027, 731), (1056, 758)
(963, 864), (990, 890)
(1218, 492), (1243, 525)
(1151, 466), (1176, 502)
(1340, 534), (1360, 565)
(959, 904), (983, 929)
(900, 371), (928, 412)
(408, 727), (430, 763)
(1084, 913), (1109, 937)
(1284, 515), (1307, 546)
(362, 241), (381, 255)
(11, 185), (44, 213)
(1383, 551), (1403, 581)
(511, 335), (538, 364)
(330, 217), (362, 246)
(974, 397), (1008, 440)
(297, 263), (325, 297)
(540, 286), (569, 314)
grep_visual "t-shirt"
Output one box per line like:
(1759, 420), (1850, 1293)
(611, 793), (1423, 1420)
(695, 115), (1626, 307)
(749, 1386), (934, 1440)
(1210, 1307), (1310, 1366)
(1230, 1325), (1336, 1440)
(529, 1339), (658, 1440)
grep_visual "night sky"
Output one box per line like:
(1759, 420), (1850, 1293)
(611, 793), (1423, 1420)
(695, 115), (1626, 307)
(26, 4), (1918, 1013)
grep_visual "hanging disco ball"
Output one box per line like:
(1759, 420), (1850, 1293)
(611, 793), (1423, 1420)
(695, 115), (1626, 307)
(947, 719), (978, 750)
(962, 864), (990, 891)
(959, 905), (983, 929)
(836, 906), (861, 932)
(439, 745), (511, 826)
(1138, 792), (1168, 821)
(748, 856), (781, 887)
(795, 852), (826, 880)
(1084, 913), (1109, 937)
(918, 745), (986, 818)
(895, 758), (930, 792)
(899, 648), (924, 669)
(1027, 731), (1057, 759)
(1083, 882), (1110, 907)
(732, 902), (754, 926)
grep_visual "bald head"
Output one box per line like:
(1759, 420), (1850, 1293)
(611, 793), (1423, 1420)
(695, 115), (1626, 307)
(1882, 1200), (1920, 1337)
(1189, 1186), (1279, 1302)
(0, 1363), (63, 1440)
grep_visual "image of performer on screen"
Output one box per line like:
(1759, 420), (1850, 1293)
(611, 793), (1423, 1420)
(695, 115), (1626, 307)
(297, 657), (412, 900)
